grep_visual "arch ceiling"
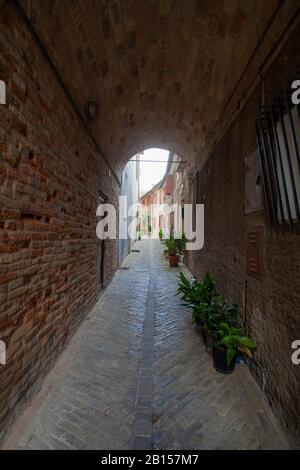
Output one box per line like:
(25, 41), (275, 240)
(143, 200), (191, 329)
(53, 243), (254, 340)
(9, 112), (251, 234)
(19, 0), (297, 175)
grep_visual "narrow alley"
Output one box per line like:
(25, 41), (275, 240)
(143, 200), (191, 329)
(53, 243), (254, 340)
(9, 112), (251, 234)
(3, 241), (290, 450)
(1, 0), (300, 456)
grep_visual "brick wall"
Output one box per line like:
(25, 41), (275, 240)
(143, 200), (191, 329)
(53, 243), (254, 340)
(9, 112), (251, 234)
(0, 1), (119, 442)
(185, 23), (300, 445)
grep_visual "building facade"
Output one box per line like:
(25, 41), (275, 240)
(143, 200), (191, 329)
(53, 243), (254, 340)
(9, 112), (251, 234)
(139, 153), (186, 239)
(119, 155), (140, 264)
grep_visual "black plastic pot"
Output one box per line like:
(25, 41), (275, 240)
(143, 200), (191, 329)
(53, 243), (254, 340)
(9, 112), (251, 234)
(213, 344), (235, 374)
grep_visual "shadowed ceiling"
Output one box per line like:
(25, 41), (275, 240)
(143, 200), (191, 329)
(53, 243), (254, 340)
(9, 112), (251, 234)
(19, 0), (298, 175)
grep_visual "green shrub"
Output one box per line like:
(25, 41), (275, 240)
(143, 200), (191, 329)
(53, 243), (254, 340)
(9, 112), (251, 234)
(216, 322), (256, 366)
(165, 234), (178, 256)
(177, 272), (238, 332)
(203, 300), (238, 334)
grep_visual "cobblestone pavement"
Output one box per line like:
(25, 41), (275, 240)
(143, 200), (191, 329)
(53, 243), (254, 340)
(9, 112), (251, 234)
(3, 240), (290, 450)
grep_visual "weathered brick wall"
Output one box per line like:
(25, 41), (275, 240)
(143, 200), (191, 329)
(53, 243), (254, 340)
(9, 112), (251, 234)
(0, 1), (119, 441)
(185, 23), (300, 444)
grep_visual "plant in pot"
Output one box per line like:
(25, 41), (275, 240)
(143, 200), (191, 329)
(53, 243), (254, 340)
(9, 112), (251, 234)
(175, 234), (186, 264)
(203, 299), (239, 353)
(213, 322), (256, 374)
(192, 301), (208, 340)
(177, 273), (203, 334)
(165, 234), (179, 267)
(159, 228), (164, 242)
(202, 301), (225, 353)
(179, 272), (220, 344)
(194, 274), (220, 344)
(185, 272), (219, 305)
(177, 272), (196, 299)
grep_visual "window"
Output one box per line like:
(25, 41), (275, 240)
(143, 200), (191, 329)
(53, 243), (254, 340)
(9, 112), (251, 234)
(256, 85), (300, 231)
(275, 107), (300, 222)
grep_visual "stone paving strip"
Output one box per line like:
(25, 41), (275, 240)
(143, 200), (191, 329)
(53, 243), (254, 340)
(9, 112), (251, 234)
(2, 240), (290, 450)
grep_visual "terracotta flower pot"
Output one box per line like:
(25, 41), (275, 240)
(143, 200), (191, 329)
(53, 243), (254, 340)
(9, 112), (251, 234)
(168, 255), (179, 267)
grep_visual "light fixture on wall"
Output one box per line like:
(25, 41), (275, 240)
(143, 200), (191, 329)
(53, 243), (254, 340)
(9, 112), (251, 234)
(85, 101), (99, 121)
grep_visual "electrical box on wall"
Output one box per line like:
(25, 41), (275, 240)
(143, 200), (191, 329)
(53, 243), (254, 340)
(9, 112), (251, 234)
(245, 149), (262, 213)
(246, 226), (264, 280)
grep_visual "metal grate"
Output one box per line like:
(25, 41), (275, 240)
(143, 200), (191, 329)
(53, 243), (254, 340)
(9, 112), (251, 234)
(256, 81), (300, 232)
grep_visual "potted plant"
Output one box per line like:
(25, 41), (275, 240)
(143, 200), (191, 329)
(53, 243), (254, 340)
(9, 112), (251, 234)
(178, 272), (219, 344)
(213, 322), (256, 374)
(175, 234), (186, 264)
(159, 228), (164, 242)
(202, 301), (223, 353)
(177, 272), (201, 330)
(177, 272), (196, 299)
(204, 301), (239, 353)
(191, 276), (219, 344)
(165, 234), (179, 267)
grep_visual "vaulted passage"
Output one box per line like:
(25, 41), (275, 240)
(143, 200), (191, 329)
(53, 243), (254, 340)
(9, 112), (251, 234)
(0, 0), (300, 450)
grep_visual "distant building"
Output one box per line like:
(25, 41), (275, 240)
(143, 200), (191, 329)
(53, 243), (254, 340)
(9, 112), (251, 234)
(139, 153), (186, 238)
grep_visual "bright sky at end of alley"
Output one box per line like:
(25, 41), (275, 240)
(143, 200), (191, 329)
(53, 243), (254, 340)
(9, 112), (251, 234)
(138, 148), (169, 194)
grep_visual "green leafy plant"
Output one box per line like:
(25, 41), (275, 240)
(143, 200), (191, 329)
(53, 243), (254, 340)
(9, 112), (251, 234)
(177, 273), (202, 323)
(177, 272), (195, 297)
(204, 301), (238, 333)
(186, 274), (219, 310)
(203, 301), (225, 334)
(216, 322), (256, 366)
(177, 272), (220, 325)
(177, 272), (240, 335)
(174, 233), (186, 254)
(159, 228), (164, 240)
(165, 234), (178, 256)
